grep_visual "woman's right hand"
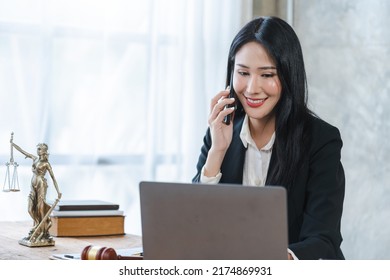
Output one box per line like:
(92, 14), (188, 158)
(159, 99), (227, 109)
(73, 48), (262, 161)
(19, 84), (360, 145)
(203, 88), (236, 178)
(208, 88), (236, 152)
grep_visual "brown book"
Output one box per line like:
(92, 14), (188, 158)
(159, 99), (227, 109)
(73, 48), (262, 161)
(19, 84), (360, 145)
(49, 216), (125, 237)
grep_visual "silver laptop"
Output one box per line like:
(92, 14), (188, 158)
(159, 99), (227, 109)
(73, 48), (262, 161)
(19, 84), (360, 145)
(139, 181), (288, 260)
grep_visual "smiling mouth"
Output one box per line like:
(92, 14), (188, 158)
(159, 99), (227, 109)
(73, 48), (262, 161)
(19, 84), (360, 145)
(246, 97), (268, 107)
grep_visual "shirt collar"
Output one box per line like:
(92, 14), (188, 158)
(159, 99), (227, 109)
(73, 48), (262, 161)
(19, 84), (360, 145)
(239, 115), (275, 151)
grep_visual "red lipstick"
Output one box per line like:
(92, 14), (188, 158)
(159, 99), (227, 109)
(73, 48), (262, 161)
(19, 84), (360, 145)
(246, 97), (267, 108)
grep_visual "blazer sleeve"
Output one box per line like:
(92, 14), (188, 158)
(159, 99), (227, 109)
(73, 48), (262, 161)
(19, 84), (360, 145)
(192, 128), (212, 183)
(288, 119), (345, 260)
(192, 116), (246, 184)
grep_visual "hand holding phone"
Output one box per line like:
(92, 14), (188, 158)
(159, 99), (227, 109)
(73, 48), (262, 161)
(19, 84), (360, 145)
(223, 71), (236, 125)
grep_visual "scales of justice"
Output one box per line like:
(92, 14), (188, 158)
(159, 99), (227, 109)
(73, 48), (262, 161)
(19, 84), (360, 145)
(3, 132), (62, 247)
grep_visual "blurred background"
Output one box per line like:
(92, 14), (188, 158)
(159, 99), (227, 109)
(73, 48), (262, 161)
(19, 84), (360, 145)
(0, 0), (389, 259)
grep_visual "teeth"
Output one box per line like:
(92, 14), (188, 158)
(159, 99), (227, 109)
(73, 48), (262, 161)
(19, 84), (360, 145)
(248, 98), (265, 104)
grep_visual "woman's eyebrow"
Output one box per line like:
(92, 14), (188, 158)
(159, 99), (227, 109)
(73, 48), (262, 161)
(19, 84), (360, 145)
(258, 66), (277, 70)
(235, 63), (276, 70)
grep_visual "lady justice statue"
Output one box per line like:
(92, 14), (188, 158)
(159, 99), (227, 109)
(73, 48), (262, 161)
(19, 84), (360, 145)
(10, 133), (62, 247)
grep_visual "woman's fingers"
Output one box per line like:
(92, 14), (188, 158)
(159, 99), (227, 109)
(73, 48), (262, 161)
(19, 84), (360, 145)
(219, 104), (235, 123)
(209, 90), (235, 125)
(209, 98), (235, 126)
(209, 88), (230, 112)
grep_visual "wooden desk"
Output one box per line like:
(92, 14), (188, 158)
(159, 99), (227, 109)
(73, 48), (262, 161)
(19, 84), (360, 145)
(0, 221), (142, 260)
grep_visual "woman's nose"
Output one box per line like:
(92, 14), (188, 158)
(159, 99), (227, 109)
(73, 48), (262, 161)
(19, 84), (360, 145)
(246, 76), (261, 94)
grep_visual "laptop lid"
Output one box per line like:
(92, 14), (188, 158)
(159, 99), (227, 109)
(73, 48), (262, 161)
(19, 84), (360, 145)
(139, 181), (288, 260)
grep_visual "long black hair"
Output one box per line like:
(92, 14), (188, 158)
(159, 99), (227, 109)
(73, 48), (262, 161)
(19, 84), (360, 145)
(226, 16), (313, 188)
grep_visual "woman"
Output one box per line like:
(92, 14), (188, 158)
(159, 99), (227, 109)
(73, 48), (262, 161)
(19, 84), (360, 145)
(12, 140), (62, 244)
(192, 16), (345, 260)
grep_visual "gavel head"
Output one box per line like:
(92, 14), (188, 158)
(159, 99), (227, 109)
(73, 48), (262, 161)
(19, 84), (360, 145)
(81, 245), (118, 260)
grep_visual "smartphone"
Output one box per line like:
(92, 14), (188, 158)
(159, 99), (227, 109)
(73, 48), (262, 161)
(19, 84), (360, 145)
(223, 71), (236, 125)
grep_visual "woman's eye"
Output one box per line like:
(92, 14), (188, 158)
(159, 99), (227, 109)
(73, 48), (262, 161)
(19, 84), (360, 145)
(238, 71), (249, 76)
(262, 73), (276, 78)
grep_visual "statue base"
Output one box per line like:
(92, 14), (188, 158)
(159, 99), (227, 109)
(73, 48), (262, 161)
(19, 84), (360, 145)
(18, 237), (55, 247)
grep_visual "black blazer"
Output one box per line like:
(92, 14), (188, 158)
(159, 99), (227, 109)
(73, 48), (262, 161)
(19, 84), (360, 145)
(192, 114), (345, 260)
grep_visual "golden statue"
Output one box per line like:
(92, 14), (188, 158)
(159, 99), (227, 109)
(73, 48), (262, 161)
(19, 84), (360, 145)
(10, 133), (62, 247)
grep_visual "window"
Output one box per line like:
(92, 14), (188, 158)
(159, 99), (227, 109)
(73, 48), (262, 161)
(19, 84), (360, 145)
(0, 0), (251, 235)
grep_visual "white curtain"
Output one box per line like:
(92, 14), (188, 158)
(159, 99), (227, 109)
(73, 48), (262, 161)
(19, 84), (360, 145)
(0, 0), (252, 234)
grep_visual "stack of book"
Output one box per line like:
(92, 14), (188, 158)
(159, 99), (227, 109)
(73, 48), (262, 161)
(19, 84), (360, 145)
(49, 200), (125, 237)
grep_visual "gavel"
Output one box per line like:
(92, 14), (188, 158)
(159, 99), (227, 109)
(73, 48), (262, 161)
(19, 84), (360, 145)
(81, 245), (143, 260)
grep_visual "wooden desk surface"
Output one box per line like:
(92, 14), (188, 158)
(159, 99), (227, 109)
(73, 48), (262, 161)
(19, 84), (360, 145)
(0, 221), (142, 260)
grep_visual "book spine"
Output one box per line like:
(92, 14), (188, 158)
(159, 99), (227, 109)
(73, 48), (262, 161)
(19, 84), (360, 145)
(49, 216), (125, 237)
(51, 210), (124, 217)
(55, 205), (120, 211)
